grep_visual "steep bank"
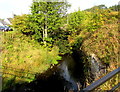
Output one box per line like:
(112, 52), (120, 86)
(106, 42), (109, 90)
(80, 21), (119, 90)
(81, 22), (119, 65)
(1, 31), (61, 90)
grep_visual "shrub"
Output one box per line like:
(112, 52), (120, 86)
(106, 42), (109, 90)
(2, 31), (61, 90)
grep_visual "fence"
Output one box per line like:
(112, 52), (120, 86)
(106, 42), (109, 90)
(80, 67), (120, 92)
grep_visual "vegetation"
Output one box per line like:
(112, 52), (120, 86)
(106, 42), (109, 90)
(109, 4), (120, 11)
(81, 5), (119, 91)
(1, 31), (61, 90)
(10, 14), (31, 33)
(1, 1), (119, 91)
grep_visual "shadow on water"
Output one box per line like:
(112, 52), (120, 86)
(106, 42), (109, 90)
(71, 50), (90, 88)
(2, 51), (90, 92)
(3, 66), (69, 92)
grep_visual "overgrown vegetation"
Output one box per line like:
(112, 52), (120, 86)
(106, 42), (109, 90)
(80, 5), (119, 91)
(1, 0), (119, 91)
(1, 31), (61, 90)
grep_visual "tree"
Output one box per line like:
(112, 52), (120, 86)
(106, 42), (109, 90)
(11, 14), (34, 35)
(85, 4), (107, 12)
(30, 0), (70, 46)
(67, 10), (85, 35)
(109, 5), (120, 11)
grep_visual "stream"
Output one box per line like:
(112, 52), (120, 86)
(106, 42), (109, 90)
(3, 53), (106, 92)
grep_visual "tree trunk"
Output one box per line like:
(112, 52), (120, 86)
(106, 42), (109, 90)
(44, 14), (47, 46)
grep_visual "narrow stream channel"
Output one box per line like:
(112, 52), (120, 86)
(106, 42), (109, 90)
(3, 53), (91, 92)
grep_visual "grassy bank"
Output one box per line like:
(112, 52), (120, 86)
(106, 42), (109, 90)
(81, 20), (119, 91)
(1, 31), (61, 90)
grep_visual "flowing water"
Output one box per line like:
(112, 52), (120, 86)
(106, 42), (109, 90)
(4, 53), (105, 92)
(58, 55), (81, 91)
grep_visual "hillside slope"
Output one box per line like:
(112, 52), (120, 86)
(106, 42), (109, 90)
(81, 21), (119, 90)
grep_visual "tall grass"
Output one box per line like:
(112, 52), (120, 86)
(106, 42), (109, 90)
(81, 19), (119, 91)
(1, 31), (61, 90)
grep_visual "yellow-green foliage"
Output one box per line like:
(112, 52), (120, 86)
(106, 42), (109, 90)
(97, 67), (119, 91)
(1, 31), (61, 88)
(11, 14), (33, 33)
(81, 19), (119, 91)
(81, 21), (119, 64)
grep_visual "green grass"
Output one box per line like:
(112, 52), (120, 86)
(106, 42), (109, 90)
(1, 31), (61, 90)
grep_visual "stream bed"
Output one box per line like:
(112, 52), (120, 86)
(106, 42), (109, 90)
(3, 52), (105, 92)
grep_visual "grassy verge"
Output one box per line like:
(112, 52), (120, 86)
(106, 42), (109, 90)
(1, 31), (61, 90)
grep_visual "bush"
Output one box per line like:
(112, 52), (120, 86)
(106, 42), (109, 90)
(2, 31), (61, 90)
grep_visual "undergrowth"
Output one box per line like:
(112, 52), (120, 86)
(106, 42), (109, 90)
(1, 31), (61, 90)
(81, 20), (119, 91)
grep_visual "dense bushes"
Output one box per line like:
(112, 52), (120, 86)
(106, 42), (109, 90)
(81, 16), (119, 91)
(11, 14), (33, 33)
(81, 21), (118, 64)
(10, 3), (119, 60)
(68, 5), (119, 91)
(2, 31), (61, 90)
(3, 2), (119, 91)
